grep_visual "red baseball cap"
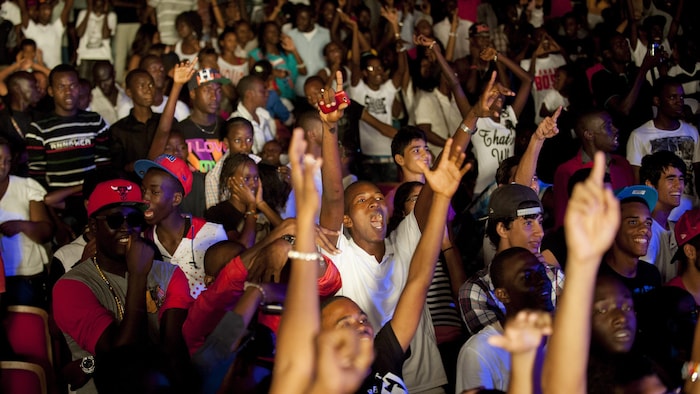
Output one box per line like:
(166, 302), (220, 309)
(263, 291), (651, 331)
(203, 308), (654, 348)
(675, 208), (700, 247)
(87, 180), (146, 217)
(135, 154), (193, 197)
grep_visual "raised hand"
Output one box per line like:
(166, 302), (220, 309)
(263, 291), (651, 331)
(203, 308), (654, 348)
(281, 34), (296, 52)
(318, 71), (348, 124)
(488, 310), (552, 354)
(472, 72), (515, 118)
(173, 57), (198, 85)
(380, 6), (399, 26)
(565, 151), (620, 264)
(416, 138), (471, 199)
(310, 328), (374, 394)
(534, 106), (561, 140)
(289, 128), (323, 221)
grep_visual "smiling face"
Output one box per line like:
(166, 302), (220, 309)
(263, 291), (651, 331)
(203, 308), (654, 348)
(91, 205), (145, 260)
(321, 297), (375, 339)
(615, 201), (652, 258)
(650, 166), (684, 210)
(592, 276), (636, 354)
(141, 169), (182, 225)
(49, 70), (79, 116)
(344, 182), (388, 247)
(362, 58), (386, 89)
(499, 214), (545, 254)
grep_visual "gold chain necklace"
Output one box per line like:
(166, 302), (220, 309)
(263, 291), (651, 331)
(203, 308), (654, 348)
(92, 257), (125, 320)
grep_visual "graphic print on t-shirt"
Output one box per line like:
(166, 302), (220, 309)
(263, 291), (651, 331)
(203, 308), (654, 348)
(186, 138), (226, 173)
(650, 136), (696, 195)
(366, 96), (388, 115)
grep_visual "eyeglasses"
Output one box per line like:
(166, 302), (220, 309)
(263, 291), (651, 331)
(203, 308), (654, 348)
(96, 212), (145, 230)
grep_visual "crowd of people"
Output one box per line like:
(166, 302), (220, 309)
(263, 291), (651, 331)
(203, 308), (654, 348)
(2, 0), (700, 393)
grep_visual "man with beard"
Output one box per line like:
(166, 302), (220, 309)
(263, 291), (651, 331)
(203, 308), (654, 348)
(599, 185), (662, 297)
(110, 69), (160, 175)
(456, 246), (555, 392)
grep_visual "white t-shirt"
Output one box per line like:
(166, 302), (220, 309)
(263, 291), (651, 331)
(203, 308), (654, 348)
(640, 219), (677, 283)
(230, 102), (276, 154)
(326, 213), (447, 392)
(90, 85), (131, 125)
(217, 57), (248, 86)
(118, 94), (192, 122)
(433, 17), (473, 60)
(153, 220), (226, 299)
(0, 176), (49, 276)
(414, 89), (462, 157)
(350, 80), (398, 156)
(541, 89), (569, 113)
(22, 18), (65, 69)
(667, 62), (700, 96)
(75, 10), (117, 63)
(473, 105), (518, 193)
(520, 54), (566, 123)
(0, 1), (21, 25)
(456, 323), (510, 393)
(627, 119), (700, 220)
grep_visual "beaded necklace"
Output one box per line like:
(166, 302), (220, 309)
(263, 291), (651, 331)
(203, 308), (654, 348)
(92, 257), (125, 320)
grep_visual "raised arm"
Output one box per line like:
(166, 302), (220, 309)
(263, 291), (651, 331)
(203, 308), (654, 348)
(413, 70), (513, 230)
(18, 0), (29, 29)
(513, 106), (561, 186)
(391, 138), (470, 351)
(542, 152), (620, 394)
(489, 310), (553, 394)
(317, 73), (347, 247)
(147, 58), (197, 159)
(61, 0), (74, 26)
(270, 128), (325, 394)
(482, 47), (534, 118)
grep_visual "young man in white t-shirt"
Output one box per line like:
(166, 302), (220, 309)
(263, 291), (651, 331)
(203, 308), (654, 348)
(18, 0), (72, 69)
(627, 77), (700, 220)
(348, 7), (407, 183)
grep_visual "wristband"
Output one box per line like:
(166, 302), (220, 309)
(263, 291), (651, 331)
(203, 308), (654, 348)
(244, 281), (266, 305)
(448, 32), (456, 37)
(288, 250), (323, 261)
(459, 123), (477, 135)
(297, 63), (306, 69)
(394, 33), (400, 39)
(244, 210), (257, 218)
(428, 41), (436, 50)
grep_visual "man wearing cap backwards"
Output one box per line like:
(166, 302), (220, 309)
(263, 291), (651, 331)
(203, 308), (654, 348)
(135, 154), (227, 299)
(599, 185), (662, 297)
(52, 179), (194, 393)
(667, 209), (700, 305)
(174, 68), (231, 174)
(458, 183), (563, 336)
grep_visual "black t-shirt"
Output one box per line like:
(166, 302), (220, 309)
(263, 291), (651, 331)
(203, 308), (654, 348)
(204, 200), (244, 233)
(174, 117), (226, 173)
(356, 322), (409, 394)
(598, 260), (662, 297)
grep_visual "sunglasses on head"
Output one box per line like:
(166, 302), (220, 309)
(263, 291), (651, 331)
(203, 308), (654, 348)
(96, 212), (145, 230)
